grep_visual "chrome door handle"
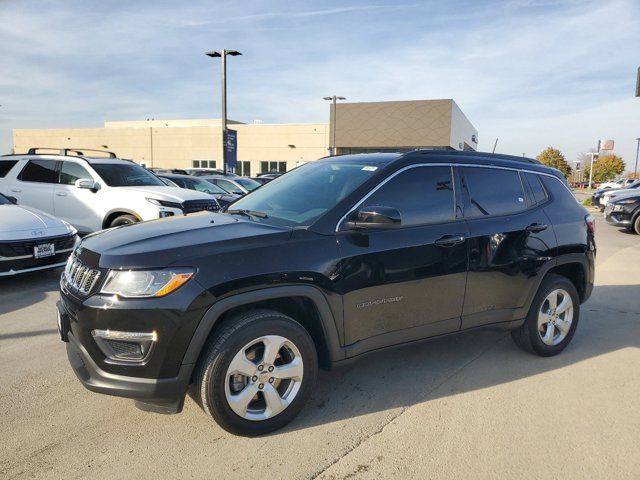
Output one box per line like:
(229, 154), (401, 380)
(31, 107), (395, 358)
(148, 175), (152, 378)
(10, 188), (21, 193)
(56, 192), (67, 197)
(435, 234), (466, 247)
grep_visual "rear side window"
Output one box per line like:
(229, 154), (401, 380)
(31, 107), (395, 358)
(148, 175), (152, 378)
(463, 167), (526, 217)
(60, 162), (92, 185)
(18, 160), (58, 183)
(0, 160), (18, 177)
(361, 166), (454, 227)
(524, 173), (548, 205)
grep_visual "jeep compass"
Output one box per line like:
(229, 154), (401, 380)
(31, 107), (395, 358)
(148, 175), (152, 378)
(58, 151), (595, 436)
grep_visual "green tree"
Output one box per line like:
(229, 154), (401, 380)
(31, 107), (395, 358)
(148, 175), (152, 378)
(592, 154), (625, 183)
(536, 147), (571, 177)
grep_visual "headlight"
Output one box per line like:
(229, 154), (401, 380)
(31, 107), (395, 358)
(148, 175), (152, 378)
(146, 197), (183, 209)
(62, 220), (78, 235)
(612, 199), (637, 211)
(101, 269), (194, 298)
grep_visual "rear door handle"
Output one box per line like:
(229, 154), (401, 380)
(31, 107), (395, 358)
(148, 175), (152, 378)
(435, 234), (466, 247)
(526, 223), (548, 233)
(10, 188), (21, 193)
(56, 192), (67, 197)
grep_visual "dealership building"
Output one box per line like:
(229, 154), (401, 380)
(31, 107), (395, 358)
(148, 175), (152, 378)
(12, 99), (477, 176)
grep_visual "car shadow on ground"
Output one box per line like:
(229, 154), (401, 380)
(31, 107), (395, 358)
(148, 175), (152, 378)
(0, 268), (62, 316)
(280, 284), (639, 434)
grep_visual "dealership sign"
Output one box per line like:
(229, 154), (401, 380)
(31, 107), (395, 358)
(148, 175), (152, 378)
(226, 129), (237, 169)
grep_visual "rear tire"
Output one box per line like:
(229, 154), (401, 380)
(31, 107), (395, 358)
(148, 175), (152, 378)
(634, 216), (640, 235)
(194, 309), (318, 436)
(109, 214), (138, 228)
(511, 274), (580, 357)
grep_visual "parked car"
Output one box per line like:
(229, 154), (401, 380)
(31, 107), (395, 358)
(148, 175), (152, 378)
(157, 174), (240, 209)
(149, 168), (190, 176)
(251, 176), (272, 186)
(185, 168), (234, 177)
(0, 149), (220, 234)
(58, 150), (595, 436)
(599, 178), (637, 190)
(0, 192), (79, 276)
(604, 193), (640, 233)
(595, 180), (640, 209)
(201, 175), (261, 195)
(257, 172), (283, 179)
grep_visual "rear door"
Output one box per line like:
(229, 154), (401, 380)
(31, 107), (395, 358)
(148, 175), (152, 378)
(337, 165), (469, 351)
(14, 159), (58, 213)
(459, 166), (556, 329)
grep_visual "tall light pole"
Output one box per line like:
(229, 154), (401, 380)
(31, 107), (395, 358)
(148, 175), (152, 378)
(633, 137), (640, 177)
(323, 95), (346, 156)
(206, 49), (242, 173)
(587, 152), (598, 189)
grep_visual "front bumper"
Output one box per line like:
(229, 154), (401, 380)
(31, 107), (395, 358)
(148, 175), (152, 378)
(65, 332), (191, 413)
(604, 209), (632, 227)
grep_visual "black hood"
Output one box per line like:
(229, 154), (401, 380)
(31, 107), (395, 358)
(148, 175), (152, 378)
(79, 212), (291, 269)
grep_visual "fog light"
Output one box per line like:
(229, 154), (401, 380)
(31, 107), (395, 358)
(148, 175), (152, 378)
(92, 330), (157, 364)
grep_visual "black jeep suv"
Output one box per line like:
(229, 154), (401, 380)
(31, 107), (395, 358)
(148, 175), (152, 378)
(58, 151), (595, 436)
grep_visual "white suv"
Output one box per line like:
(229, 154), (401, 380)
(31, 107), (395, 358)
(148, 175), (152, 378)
(0, 149), (219, 233)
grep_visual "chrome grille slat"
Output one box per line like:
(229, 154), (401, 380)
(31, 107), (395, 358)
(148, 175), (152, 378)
(63, 255), (100, 296)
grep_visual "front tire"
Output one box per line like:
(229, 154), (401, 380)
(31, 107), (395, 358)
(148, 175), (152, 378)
(194, 309), (318, 436)
(511, 274), (580, 357)
(109, 214), (138, 228)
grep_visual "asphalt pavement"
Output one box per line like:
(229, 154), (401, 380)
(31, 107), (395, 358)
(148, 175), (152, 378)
(1, 216), (638, 480)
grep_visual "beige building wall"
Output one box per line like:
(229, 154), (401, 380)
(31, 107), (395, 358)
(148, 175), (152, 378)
(13, 121), (330, 174)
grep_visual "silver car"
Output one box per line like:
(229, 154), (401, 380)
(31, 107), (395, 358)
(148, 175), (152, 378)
(0, 193), (79, 276)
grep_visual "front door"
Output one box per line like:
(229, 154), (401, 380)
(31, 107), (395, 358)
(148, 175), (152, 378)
(54, 161), (100, 233)
(336, 165), (469, 352)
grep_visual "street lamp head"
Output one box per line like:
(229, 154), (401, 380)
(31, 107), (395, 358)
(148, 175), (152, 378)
(323, 97), (332, 101)
(206, 51), (221, 58)
(337, 96), (346, 100)
(226, 50), (242, 56)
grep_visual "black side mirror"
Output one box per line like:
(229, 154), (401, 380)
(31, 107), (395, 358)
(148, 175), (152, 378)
(344, 205), (402, 231)
(6, 195), (17, 204)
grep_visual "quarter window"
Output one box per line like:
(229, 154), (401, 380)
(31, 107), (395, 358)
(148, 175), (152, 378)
(360, 166), (455, 227)
(524, 173), (548, 205)
(60, 162), (92, 185)
(463, 167), (526, 217)
(0, 160), (18, 177)
(18, 160), (58, 183)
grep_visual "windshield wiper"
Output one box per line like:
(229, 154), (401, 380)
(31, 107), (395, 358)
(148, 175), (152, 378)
(227, 209), (269, 220)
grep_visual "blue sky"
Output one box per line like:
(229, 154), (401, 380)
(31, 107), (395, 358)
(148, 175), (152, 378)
(1, 0), (639, 167)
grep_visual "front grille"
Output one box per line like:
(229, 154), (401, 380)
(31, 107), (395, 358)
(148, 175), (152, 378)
(181, 199), (219, 214)
(0, 234), (76, 258)
(63, 255), (101, 295)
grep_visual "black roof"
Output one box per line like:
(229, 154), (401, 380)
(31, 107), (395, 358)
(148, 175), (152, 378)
(319, 150), (561, 178)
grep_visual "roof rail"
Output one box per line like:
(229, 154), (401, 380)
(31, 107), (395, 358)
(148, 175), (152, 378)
(26, 147), (117, 158)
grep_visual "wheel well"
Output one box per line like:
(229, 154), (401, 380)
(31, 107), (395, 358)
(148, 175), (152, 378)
(546, 263), (586, 301)
(201, 296), (332, 369)
(102, 211), (139, 229)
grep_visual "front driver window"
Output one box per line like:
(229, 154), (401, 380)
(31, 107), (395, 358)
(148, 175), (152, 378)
(60, 162), (92, 185)
(359, 166), (455, 227)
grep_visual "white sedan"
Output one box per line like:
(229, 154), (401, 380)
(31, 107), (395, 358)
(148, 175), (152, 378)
(0, 193), (79, 276)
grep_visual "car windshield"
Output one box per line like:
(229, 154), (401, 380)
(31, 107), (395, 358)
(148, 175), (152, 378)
(187, 177), (228, 195)
(0, 194), (11, 205)
(235, 178), (261, 191)
(227, 160), (385, 227)
(92, 163), (165, 187)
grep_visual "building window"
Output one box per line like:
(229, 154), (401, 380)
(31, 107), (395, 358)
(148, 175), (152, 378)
(237, 161), (251, 176)
(193, 160), (217, 168)
(260, 161), (287, 173)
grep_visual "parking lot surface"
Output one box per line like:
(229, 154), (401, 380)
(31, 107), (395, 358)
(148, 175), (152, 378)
(1, 218), (638, 480)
